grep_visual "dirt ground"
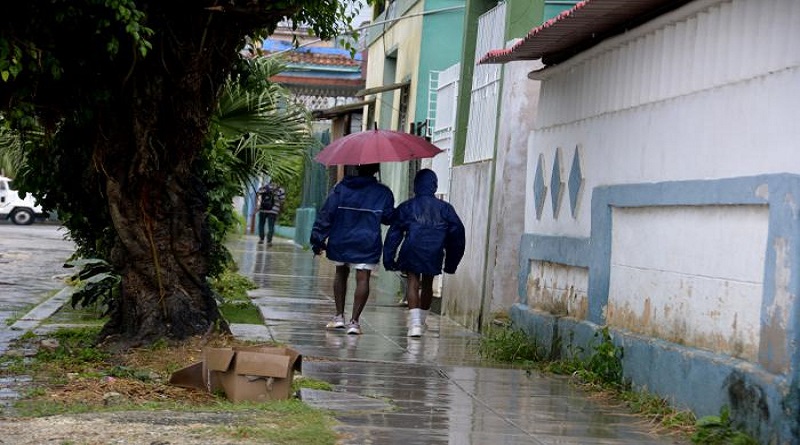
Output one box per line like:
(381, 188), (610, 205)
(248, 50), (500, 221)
(0, 334), (308, 445)
(0, 410), (268, 445)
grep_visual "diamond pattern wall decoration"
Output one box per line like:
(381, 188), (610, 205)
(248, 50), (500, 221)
(550, 147), (564, 218)
(533, 153), (547, 220)
(568, 145), (584, 218)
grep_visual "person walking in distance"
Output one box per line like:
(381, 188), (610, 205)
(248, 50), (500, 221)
(256, 181), (286, 246)
(310, 163), (395, 335)
(383, 169), (465, 337)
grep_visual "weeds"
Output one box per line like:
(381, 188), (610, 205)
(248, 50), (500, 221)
(208, 268), (257, 302)
(619, 388), (696, 432)
(209, 268), (263, 324)
(578, 326), (625, 388)
(692, 406), (759, 445)
(478, 325), (545, 366)
(29, 326), (109, 373)
(292, 376), (334, 392)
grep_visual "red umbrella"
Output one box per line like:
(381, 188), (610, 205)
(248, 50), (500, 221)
(314, 129), (443, 166)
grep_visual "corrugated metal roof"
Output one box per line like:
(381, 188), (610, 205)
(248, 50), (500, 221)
(479, 0), (691, 66)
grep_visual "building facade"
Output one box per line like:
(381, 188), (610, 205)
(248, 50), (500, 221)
(482, 0), (800, 441)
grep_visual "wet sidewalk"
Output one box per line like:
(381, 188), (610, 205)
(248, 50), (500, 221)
(227, 237), (687, 445)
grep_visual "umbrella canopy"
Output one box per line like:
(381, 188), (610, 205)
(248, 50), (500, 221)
(314, 129), (443, 166)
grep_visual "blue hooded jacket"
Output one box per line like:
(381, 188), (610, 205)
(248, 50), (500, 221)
(383, 169), (466, 275)
(310, 174), (395, 264)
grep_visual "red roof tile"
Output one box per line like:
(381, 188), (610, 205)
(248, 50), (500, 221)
(479, 0), (690, 66)
(262, 50), (361, 68)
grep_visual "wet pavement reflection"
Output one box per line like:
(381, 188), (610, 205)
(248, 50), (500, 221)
(228, 237), (687, 445)
(0, 225), (73, 330)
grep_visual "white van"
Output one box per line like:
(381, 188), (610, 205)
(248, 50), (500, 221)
(0, 175), (46, 225)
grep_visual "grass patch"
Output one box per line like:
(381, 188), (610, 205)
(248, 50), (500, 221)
(477, 325), (546, 366)
(201, 400), (337, 445)
(293, 376), (334, 392)
(209, 269), (257, 303)
(210, 268), (263, 324)
(219, 300), (264, 324)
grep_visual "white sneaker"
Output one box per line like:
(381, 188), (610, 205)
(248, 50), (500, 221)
(346, 321), (362, 335)
(408, 324), (423, 338)
(326, 315), (345, 329)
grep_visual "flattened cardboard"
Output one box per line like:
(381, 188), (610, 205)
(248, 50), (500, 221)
(168, 361), (204, 389)
(168, 345), (302, 402)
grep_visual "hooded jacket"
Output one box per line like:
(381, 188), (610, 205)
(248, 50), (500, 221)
(383, 169), (466, 275)
(310, 174), (395, 264)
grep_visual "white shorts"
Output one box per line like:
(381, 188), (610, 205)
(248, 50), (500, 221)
(333, 262), (378, 271)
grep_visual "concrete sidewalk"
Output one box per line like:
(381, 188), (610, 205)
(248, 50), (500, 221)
(228, 237), (688, 445)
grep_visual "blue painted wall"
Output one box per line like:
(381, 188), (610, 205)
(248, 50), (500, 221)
(414, 0), (467, 130)
(515, 174), (800, 443)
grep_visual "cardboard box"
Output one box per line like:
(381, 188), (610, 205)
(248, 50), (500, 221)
(169, 345), (302, 402)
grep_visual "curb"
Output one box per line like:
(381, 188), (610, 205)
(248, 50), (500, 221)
(0, 287), (72, 356)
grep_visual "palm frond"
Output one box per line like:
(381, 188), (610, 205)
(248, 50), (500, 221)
(210, 57), (316, 185)
(0, 125), (28, 177)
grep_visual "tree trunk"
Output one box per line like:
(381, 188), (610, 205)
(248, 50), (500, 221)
(97, 6), (249, 346)
(100, 171), (227, 346)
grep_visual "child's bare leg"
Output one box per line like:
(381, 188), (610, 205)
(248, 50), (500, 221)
(333, 265), (349, 316)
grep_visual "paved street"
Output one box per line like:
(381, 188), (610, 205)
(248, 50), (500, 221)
(0, 223), (74, 339)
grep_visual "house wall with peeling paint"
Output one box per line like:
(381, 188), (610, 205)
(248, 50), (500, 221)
(607, 205), (768, 362)
(510, 0), (800, 442)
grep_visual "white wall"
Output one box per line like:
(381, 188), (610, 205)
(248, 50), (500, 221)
(523, 0), (800, 359)
(608, 205), (768, 360)
(527, 0), (800, 236)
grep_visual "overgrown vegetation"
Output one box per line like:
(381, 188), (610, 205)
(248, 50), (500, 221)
(477, 324), (547, 366)
(209, 268), (263, 324)
(692, 406), (760, 445)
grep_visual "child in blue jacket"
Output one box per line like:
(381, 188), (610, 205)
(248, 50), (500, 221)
(311, 163), (395, 335)
(383, 169), (465, 337)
